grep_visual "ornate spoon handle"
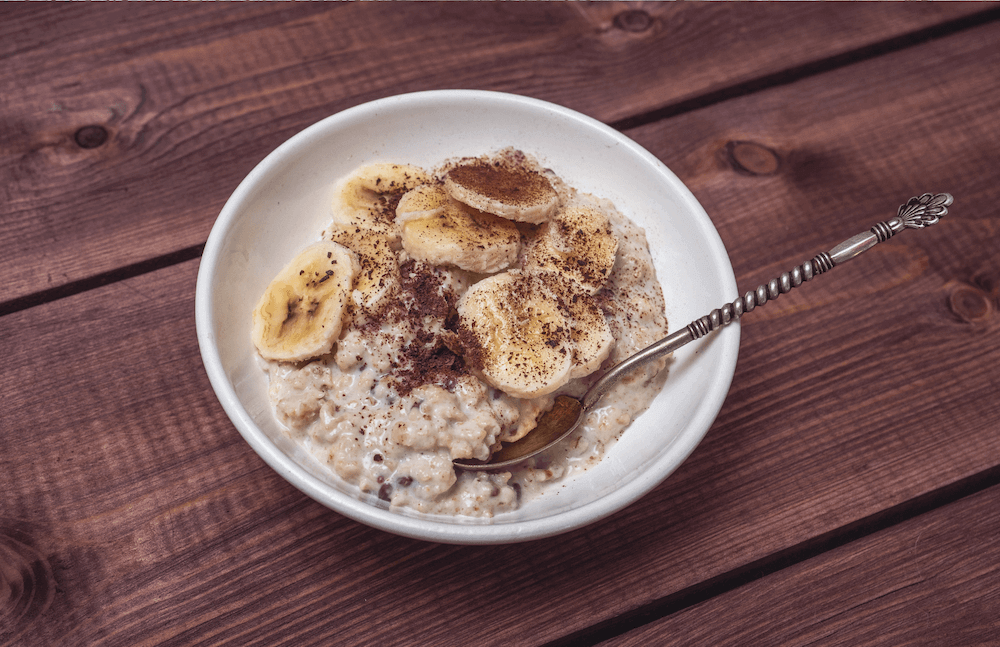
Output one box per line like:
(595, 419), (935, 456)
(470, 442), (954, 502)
(580, 192), (954, 411)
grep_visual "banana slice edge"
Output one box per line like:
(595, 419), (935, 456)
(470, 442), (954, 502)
(251, 241), (360, 362)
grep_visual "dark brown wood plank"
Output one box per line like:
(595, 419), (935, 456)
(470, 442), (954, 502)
(600, 486), (1000, 647)
(4, 14), (1000, 647)
(0, 3), (988, 306)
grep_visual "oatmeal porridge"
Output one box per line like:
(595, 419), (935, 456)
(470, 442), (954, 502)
(252, 149), (669, 517)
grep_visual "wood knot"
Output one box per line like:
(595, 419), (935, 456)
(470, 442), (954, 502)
(74, 125), (108, 149)
(973, 272), (999, 299)
(613, 9), (653, 33)
(0, 532), (56, 642)
(724, 141), (781, 176)
(949, 285), (992, 323)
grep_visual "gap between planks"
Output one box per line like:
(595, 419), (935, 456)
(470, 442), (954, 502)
(2, 6), (999, 319)
(541, 463), (1000, 647)
(609, 4), (1000, 131)
(0, 243), (204, 317)
(0, 11), (996, 645)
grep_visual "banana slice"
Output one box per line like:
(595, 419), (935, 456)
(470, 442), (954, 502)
(252, 241), (360, 362)
(567, 298), (614, 379)
(457, 270), (573, 399)
(525, 205), (619, 294)
(331, 163), (431, 238)
(398, 184), (520, 274)
(539, 270), (615, 379)
(395, 183), (449, 224)
(340, 163), (429, 206)
(444, 155), (559, 224)
(328, 226), (400, 315)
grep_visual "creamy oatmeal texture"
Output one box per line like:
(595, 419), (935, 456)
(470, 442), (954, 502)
(254, 150), (669, 517)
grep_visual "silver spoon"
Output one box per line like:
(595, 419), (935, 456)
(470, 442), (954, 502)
(454, 192), (953, 471)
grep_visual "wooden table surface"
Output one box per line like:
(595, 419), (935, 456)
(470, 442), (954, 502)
(3, 4), (1000, 646)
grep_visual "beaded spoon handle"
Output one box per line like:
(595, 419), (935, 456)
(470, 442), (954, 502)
(455, 192), (954, 471)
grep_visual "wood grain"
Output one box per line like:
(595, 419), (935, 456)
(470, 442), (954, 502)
(600, 486), (1000, 647)
(1, 256), (994, 646)
(0, 3), (989, 308)
(4, 6), (1000, 647)
(4, 20), (1000, 644)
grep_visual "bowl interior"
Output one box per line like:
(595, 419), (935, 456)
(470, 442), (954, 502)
(195, 90), (739, 544)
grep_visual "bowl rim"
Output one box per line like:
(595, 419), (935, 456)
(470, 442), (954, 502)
(195, 89), (739, 544)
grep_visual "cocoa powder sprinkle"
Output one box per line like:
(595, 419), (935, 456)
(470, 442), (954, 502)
(389, 261), (470, 395)
(447, 159), (554, 207)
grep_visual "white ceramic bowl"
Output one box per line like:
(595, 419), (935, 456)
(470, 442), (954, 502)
(195, 90), (739, 544)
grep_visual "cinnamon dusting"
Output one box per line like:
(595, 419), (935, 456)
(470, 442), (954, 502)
(447, 159), (554, 208)
(391, 260), (469, 395)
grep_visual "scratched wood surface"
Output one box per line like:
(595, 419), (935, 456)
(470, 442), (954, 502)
(0, 2), (987, 308)
(3, 4), (1000, 647)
